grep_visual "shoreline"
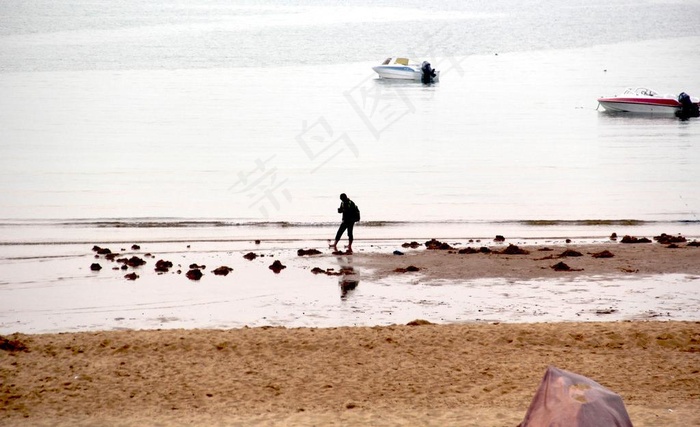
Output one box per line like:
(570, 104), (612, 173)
(1, 238), (699, 334)
(2, 321), (699, 426)
(1, 217), (699, 246)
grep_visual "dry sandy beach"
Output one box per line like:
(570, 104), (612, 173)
(2, 239), (699, 426)
(2, 322), (699, 426)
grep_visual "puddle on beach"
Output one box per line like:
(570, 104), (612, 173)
(1, 241), (699, 334)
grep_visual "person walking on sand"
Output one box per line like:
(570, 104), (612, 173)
(331, 193), (360, 253)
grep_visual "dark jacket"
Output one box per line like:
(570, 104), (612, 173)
(339, 199), (360, 223)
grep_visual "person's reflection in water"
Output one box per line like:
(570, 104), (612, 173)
(335, 255), (360, 300)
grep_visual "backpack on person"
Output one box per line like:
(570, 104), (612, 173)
(350, 202), (361, 222)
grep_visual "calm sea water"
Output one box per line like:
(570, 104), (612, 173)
(2, 1), (700, 334)
(1, 0), (700, 242)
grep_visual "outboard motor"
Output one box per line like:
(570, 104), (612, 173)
(421, 61), (437, 84)
(676, 92), (700, 119)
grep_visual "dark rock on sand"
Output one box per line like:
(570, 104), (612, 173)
(425, 238), (440, 249)
(131, 244), (141, 250)
(90, 263), (102, 271)
(559, 249), (583, 257)
(105, 253), (120, 261)
(401, 241), (421, 248)
(500, 244), (530, 255)
(125, 256), (147, 267)
(425, 239), (453, 250)
(155, 260), (173, 272)
(552, 262), (571, 271)
(269, 260), (286, 273)
(494, 235), (505, 242)
(243, 252), (258, 260)
(212, 266), (233, 276)
(458, 247), (479, 254)
(189, 263), (206, 270)
(688, 241), (700, 247)
(124, 272), (139, 280)
(610, 232), (618, 240)
(591, 250), (615, 258)
(92, 245), (112, 255)
(479, 247), (492, 253)
(654, 233), (686, 244)
(297, 248), (322, 256)
(621, 235), (651, 244)
(393, 250), (404, 255)
(186, 269), (203, 280)
(116, 256), (146, 267)
(551, 261), (583, 272)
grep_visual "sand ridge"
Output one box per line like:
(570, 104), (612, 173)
(355, 240), (700, 281)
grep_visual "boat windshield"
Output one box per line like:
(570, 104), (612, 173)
(382, 58), (391, 65)
(625, 87), (659, 97)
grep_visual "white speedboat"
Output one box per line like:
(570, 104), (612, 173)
(597, 87), (700, 117)
(372, 57), (439, 83)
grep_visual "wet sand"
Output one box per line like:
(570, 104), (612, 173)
(355, 237), (700, 281)
(2, 237), (700, 333)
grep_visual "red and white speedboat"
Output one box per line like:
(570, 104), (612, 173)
(597, 87), (700, 115)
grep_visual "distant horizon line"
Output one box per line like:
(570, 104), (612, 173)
(1, 218), (699, 228)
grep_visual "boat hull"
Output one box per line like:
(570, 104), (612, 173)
(597, 99), (681, 114)
(372, 66), (421, 80)
(372, 66), (440, 82)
